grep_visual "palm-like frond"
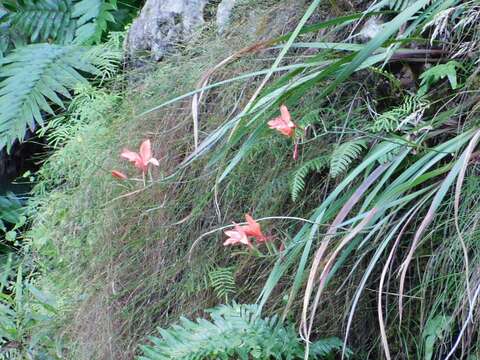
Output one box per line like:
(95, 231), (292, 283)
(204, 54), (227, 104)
(4, 0), (76, 43)
(73, 0), (117, 45)
(329, 139), (367, 178)
(370, 95), (430, 133)
(140, 303), (346, 360)
(0, 44), (101, 148)
(208, 266), (236, 302)
(291, 156), (328, 201)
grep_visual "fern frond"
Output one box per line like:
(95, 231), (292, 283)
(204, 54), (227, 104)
(370, 95), (430, 133)
(291, 156), (328, 202)
(330, 139), (367, 178)
(73, 0), (117, 45)
(0, 44), (101, 148)
(375, 139), (405, 164)
(419, 61), (462, 94)
(310, 337), (352, 357)
(37, 83), (118, 148)
(208, 266), (236, 302)
(140, 303), (345, 360)
(83, 41), (122, 80)
(298, 110), (321, 128)
(6, 0), (76, 43)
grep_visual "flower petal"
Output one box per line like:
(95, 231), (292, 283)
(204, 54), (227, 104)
(148, 157), (160, 166)
(111, 170), (128, 180)
(280, 105), (291, 123)
(268, 117), (283, 129)
(139, 139), (152, 162)
(121, 149), (141, 162)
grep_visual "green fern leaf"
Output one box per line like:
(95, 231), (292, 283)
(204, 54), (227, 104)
(370, 95), (430, 133)
(297, 110), (322, 129)
(140, 303), (346, 360)
(330, 139), (367, 178)
(291, 156), (328, 202)
(73, 0), (117, 45)
(5, 0), (76, 43)
(419, 61), (462, 95)
(208, 266), (236, 302)
(310, 337), (352, 357)
(0, 44), (101, 148)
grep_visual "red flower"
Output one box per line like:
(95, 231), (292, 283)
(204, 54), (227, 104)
(121, 139), (159, 173)
(223, 223), (252, 248)
(111, 170), (128, 180)
(268, 105), (296, 137)
(241, 214), (268, 243)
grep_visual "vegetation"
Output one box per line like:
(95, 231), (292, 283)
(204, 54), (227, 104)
(140, 303), (347, 360)
(1, 0), (480, 359)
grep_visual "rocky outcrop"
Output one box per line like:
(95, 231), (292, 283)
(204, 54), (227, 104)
(216, 0), (236, 34)
(125, 0), (207, 61)
(125, 0), (242, 62)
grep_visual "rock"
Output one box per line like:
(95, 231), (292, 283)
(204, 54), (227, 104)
(358, 17), (384, 42)
(216, 0), (236, 34)
(125, 0), (207, 62)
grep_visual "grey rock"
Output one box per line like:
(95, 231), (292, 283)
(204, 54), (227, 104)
(216, 0), (236, 34)
(125, 0), (207, 62)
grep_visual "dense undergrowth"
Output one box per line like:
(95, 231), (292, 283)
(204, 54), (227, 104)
(1, 0), (480, 359)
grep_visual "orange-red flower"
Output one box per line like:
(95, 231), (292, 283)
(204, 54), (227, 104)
(121, 139), (159, 173)
(241, 214), (267, 243)
(223, 223), (252, 248)
(268, 105), (296, 137)
(111, 170), (128, 180)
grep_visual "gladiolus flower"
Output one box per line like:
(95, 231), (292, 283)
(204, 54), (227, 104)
(241, 214), (268, 243)
(121, 139), (159, 173)
(268, 105), (296, 137)
(111, 170), (128, 180)
(223, 223), (252, 248)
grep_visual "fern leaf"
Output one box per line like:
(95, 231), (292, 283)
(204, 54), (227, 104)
(370, 95), (430, 133)
(5, 0), (76, 43)
(310, 337), (351, 357)
(297, 110), (322, 129)
(330, 139), (367, 178)
(291, 156), (328, 202)
(256, 174), (289, 212)
(208, 266), (236, 302)
(73, 0), (117, 45)
(419, 61), (461, 95)
(0, 44), (101, 148)
(140, 303), (345, 360)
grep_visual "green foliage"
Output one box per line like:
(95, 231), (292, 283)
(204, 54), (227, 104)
(329, 139), (366, 178)
(370, 95), (430, 133)
(208, 266), (236, 302)
(0, 43), (119, 148)
(291, 156), (328, 202)
(73, 0), (117, 45)
(422, 315), (451, 360)
(0, 263), (58, 359)
(16, 0), (480, 359)
(4, 0), (76, 43)
(1, 0), (119, 47)
(419, 61), (462, 95)
(37, 83), (119, 148)
(0, 194), (23, 229)
(384, 0), (420, 11)
(140, 303), (346, 360)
